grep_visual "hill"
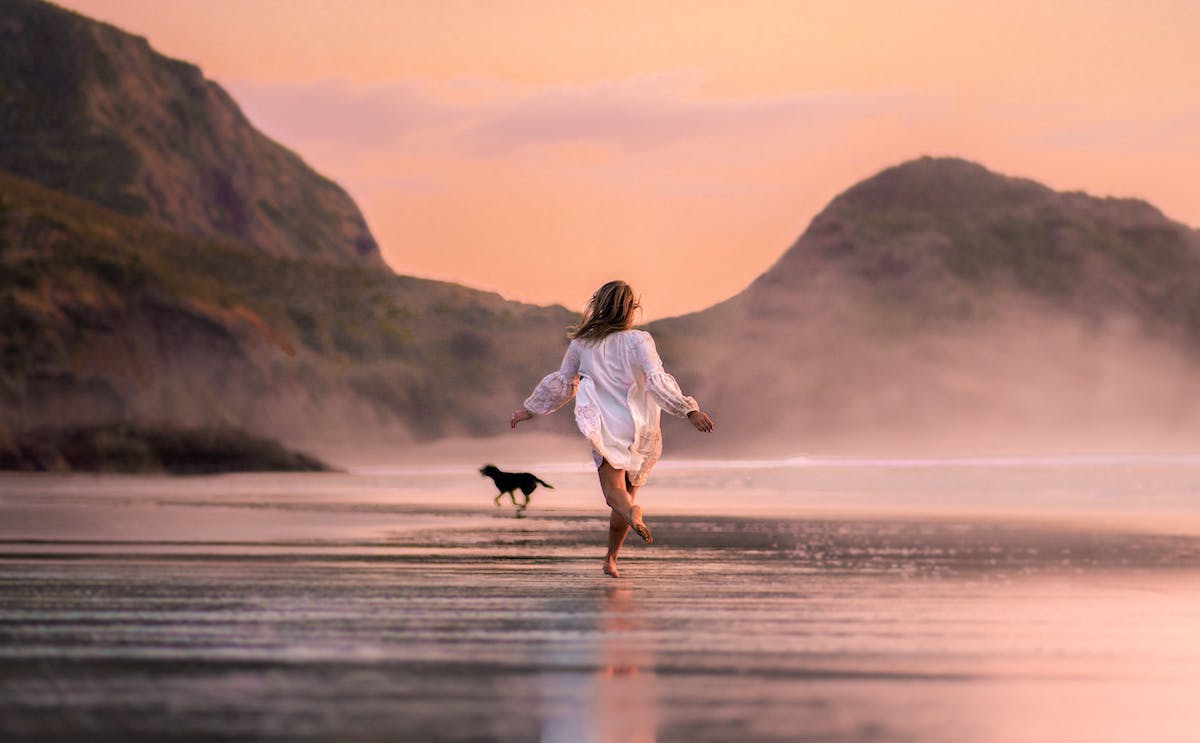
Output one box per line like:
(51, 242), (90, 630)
(652, 158), (1200, 454)
(0, 172), (577, 457)
(0, 0), (382, 267)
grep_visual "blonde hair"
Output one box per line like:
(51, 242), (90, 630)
(569, 280), (640, 342)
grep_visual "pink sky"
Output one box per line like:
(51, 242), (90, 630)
(59, 0), (1200, 319)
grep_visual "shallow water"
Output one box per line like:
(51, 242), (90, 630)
(2, 457), (1200, 742)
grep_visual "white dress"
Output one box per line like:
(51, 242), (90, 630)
(524, 329), (699, 486)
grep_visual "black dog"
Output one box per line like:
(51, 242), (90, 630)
(480, 464), (553, 512)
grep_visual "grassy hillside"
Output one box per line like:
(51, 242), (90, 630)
(0, 0), (383, 267)
(761, 158), (1200, 335)
(653, 158), (1200, 454)
(0, 172), (577, 453)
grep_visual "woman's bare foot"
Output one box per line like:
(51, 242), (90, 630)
(603, 558), (621, 578)
(628, 505), (652, 544)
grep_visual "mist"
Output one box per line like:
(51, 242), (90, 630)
(653, 285), (1200, 460)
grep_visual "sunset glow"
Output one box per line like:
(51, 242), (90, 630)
(58, 0), (1200, 318)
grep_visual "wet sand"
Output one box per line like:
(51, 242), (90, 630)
(3, 458), (1200, 742)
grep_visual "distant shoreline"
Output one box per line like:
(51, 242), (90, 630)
(0, 423), (332, 475)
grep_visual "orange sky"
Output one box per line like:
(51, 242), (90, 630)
(59, 0), (1200, 319)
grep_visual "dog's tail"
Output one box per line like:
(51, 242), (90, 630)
(535, 477), (554, 489)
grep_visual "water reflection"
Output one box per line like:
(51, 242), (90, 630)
(540, 584), (659, 742)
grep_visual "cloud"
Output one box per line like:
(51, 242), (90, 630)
(456, 75), (924, 156)
(227, 78), (457, 147)
(1026, 107), (1200, 152)
(228, 73), (929, 160)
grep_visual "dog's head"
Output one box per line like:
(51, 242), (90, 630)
(479, 464), (499, 477)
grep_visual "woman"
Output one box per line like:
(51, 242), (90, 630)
(511, 280), (714, 577)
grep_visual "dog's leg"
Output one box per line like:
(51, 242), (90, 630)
(494, 493), (503, 507)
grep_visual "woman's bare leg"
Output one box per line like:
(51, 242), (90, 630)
(604, 480), (640, 577)
(597, 461), (650, 540)
(599, 461), (651, 576)
(597, 459), (634, 518)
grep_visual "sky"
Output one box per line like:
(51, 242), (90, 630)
(59, 0), (1200, 319)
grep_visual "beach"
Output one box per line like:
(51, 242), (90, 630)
(3, 456), (1200, 742)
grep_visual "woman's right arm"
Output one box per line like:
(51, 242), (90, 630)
(513, 342), (581, 426)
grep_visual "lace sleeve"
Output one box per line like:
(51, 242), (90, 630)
(631, 331), (699, 418)
(523, 341), (581, 415)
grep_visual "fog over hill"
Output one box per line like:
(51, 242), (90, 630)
(652, 158), (1200, 455)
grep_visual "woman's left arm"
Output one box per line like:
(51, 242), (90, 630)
(632, 332), (703, 419)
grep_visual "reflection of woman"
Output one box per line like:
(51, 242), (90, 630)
(538, 585), (658, 741)
(511, 280), (714, 577)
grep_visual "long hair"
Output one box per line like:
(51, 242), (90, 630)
(569, 280), (640, 342)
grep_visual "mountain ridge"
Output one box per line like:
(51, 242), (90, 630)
(0, 0), (383, 267)
(651, 157), (1200, 454)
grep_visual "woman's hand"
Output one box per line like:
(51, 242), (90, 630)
(687, 410), (714, 433)
(511, 409), (534, 429)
